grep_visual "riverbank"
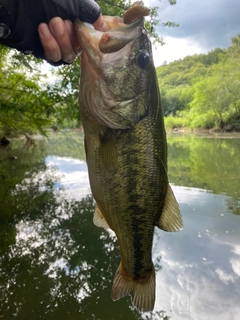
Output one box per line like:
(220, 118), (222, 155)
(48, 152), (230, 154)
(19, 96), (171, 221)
(166, 127), (240, 136)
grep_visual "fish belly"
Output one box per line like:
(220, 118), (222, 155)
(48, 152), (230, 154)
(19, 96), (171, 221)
(83, 109), (167, 311)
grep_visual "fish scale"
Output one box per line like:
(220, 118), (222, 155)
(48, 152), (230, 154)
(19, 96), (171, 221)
(75, 1), (182, 312)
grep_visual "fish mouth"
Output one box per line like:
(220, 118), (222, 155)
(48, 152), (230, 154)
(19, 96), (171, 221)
(98, 18), (144, 54)
(74, 18), (144, 70)
(74, 16), (150, 130)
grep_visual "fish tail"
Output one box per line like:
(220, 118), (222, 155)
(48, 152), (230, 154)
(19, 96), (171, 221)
(111, 262), (155, 312)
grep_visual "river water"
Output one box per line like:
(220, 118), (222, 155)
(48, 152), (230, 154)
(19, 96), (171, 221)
(0, 131), (239, 320)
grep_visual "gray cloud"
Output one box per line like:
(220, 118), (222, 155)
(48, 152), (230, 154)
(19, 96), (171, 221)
(149, 0), (240, 51)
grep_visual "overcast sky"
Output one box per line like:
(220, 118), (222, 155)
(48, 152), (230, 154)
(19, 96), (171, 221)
(144, 0), (240, 66)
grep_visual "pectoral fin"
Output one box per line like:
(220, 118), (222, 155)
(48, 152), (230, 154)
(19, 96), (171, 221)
(100, 129), (118, 174)
(157, 184), (183, 232)
(93, 204), (110, 229)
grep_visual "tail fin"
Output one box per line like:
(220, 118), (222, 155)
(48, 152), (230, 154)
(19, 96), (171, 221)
(111, 263), (155, 312)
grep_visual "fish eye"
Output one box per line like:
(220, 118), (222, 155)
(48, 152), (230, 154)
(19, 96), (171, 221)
(136, 51), (150, 69)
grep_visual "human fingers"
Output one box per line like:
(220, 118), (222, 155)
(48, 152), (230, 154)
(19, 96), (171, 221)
(93, 14), (125, 31)
(38, 22), (62, 62)
(63, 20), (82, 57)
(48, 17), (76, 63)
(38, 17), (77, 63)
(93, 14), (110, 31)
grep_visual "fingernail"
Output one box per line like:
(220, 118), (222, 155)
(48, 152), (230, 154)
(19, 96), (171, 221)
(38, 23), (51, 39)
(65, 54), (75, 64)
(64, 20), (73, 36)
(50, 18), (64, 36)
(102, 21), (110, 32)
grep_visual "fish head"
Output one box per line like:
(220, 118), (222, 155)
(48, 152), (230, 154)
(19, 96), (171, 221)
(75, 15), (157, 129)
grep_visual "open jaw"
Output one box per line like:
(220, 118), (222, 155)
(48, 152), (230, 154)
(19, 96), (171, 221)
(74, 18), (145, 71)
(74, 16), (152, 130)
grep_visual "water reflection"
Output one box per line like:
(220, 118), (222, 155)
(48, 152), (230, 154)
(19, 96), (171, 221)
(0, 132), (240, 320)
(45, 156), (90, 199)
(168, 132), (240, 200)
(154, 186), (240, 320)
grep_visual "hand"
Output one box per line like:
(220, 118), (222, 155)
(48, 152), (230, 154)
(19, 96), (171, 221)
(38, 18), (80, 64)
(38, 14), (110, 64)
(0, 0), (108, 65)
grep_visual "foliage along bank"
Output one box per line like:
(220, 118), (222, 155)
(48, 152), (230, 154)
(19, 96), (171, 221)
(1, 0), (177, 136)
(158, 34), (240, 131)
(1, 1), (239, 135)
(0, 45), (81, 136)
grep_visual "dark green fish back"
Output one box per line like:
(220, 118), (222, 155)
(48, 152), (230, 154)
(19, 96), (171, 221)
(82, 57), (168, 277)
(77, 15), (182, 312)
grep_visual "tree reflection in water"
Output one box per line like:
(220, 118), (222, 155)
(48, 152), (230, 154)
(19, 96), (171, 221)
(0, 142), (166, 320)
(2, 132), (240, 319)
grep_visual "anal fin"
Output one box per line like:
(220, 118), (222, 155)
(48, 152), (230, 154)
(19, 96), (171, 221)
(157, 184), (183, 232)
(93, 204), (110, 229)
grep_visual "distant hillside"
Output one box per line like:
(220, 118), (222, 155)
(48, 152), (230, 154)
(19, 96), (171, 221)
(157, 35), (240, 131)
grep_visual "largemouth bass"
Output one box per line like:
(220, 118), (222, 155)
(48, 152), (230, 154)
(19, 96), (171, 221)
(74, 1), (183, 312)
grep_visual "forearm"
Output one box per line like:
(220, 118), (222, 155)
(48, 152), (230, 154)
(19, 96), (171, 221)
(0, 0), (41, 55)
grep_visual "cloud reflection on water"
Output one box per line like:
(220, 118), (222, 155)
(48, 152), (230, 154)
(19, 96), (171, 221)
(14, 154), (240, 320)
(153, 187), (240, 320)
(45, 155), (91, 200)
(42, 155), (240, 319)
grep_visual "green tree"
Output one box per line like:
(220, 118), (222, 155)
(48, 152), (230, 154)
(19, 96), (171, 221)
(161, 85), (191, 116)
(0, 1), (179, 135)
(156, 34), (240, 130)
(0, 47), (52, 135)
(187, 57), (240, 129)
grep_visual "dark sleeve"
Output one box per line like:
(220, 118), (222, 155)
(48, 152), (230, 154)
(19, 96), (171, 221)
(0, 0), (101, 65)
